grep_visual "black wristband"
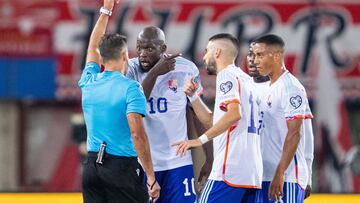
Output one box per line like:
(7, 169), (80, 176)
(147, 179), (157, 190)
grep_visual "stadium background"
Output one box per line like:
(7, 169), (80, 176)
(0, 0), (360, 201)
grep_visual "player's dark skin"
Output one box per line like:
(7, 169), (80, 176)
(247, 42), (270, 83)
(136, 26), (180, 99)
(135, 26), (213, 185)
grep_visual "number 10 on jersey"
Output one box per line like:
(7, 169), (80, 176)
(148, 97), (168, 114)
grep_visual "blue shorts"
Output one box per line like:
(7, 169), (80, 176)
(260, 181), (305, 203)
(144, 165), (196, 203)
(199, 179), (261, 203)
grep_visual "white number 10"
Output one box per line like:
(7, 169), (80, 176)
(183, 178), (196, 196)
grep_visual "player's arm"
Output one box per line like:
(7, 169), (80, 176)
(269, 118), (302, 201)
(141, 71), (158, 99)
(202, 102), (240, 140)
(86, 0), (118, 65)
(185, 78), (213, 129)
(268, 85), (310, 201)
(189, 98), (213, 129)
(192, 108), (214, 162)
(186, 105), (213, 184)
(141, 54), (180, 98)
(174, 102), (240, 156)
(127, 113), (160, 198)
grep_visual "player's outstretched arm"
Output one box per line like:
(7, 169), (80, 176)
(184, 78), (213, 128)
(201, 103), (241, 140)
(141, 53), (181, 98)
(186, 106), (213, 184)
(173, 102), (241, 156)
(194, 118), (213, 185)
(86, 0), (119, 65)
(269, 118), (302, 201)
(127, 113), (160, 199)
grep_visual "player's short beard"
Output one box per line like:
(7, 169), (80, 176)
(206, 58), (217, 75)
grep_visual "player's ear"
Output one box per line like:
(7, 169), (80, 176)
(161, 44), (167, 53)
(273, 52), (282, 62)
(121, 50), (128, 62)
(215, 48), (221, 58)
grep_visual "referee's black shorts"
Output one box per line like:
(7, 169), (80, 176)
(82, 152), (148, 203)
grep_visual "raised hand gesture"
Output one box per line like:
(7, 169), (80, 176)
(183, 77), (200, 97)
(151, 53), (181, 76)
(103, 0), (119, 10)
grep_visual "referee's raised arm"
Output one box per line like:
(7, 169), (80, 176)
(86, 0), (118, 65)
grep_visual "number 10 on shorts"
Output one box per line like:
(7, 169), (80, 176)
(183, 178), (196, 196)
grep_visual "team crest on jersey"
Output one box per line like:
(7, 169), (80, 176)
(290, 95), (302, 109)
(168, 79), (178, 93)
(267, 94), (272, 108)
(220, 81), (233, 94)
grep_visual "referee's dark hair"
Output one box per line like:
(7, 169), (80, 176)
(99, 34), (127, 63)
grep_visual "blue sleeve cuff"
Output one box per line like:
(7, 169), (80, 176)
(84, 61), (101, 74)
(78, 62), (101, 88)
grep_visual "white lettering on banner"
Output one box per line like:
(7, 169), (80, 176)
(1, 1), (360, 99)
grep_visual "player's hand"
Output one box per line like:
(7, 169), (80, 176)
(103, 0), (120, 10)
(184, 77), (199, 97)
(147, 179), (160, 202)
(172, 139), (202, 157)
(151, 53), (181, 76)
(304, 185), (311, 199)
(268, 171), (284, 202)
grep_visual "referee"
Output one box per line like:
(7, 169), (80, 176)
(78, 0), (160, 202)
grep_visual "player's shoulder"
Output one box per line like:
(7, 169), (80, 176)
(219, 65), (250, 81)
(237, 66), (252, 80)
(175, 56), (198, 71)
(280, 70), (306, 93)
(128, 57), (141, 70)
(176, 56), (195, 66)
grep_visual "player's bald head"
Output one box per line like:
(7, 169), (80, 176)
(138, 26), (166, 44)
(208, 33), (239, 59)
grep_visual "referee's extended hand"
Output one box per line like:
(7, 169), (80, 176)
(172, 139), (202, 157)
